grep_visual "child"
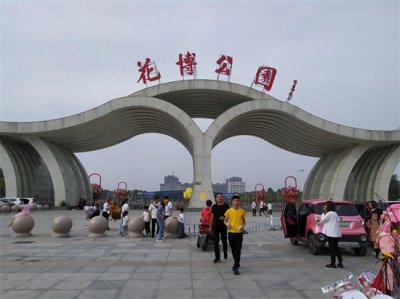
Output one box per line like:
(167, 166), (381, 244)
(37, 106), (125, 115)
(177, 207), (187, 238)
(143, 205), (150, 237)
(366, 211), (380, 258)
(122, 210), (129, 236)
(201, 200), (213, 228)
(224, 195), (246, 275)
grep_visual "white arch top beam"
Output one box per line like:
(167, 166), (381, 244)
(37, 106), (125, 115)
(1, 80), (398, 157)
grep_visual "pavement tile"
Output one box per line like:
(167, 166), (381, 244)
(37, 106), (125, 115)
(192, 279), (226, 290)
(35, 289), (81, 299)
(265, 289), (308, 298)
(130, 272), (162, 280)
(53, 279), (94, 290)
(77, 289), (119, 299)
(193, 289), (231, 299)
(87, 280), (126, 290)
(117, 289), (157, 299)
(97, 272), (131, 280)
(122, 279), (157, 289)
(1, 290), (42, 299)
(155, 289), (193, 299)
(158, 279), (192, 289)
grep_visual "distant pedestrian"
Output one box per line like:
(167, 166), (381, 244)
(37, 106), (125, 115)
(164, 196), (173, 219)
(321, 201), (343, 268)
(149, 197), (160, 238)
(267, 202), (273, 216)
(121, 210), (129, 236)
(259, 200), (265, 216)
(210, 193), (229, 263)
(251, 200), (257, 216)
(224, 195), (246, 275)
(119, 198), (129, 236)
(366, 211), (380, 258)
(156, 200), (166, 242)
(102, 198), (110, 230)
(143, 205), (150, 237)
(177, 207), (187, 238)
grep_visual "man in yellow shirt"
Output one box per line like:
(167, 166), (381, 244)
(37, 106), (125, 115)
(224, 195), (246, 275)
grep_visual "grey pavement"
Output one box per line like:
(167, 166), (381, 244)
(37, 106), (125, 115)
(0, 210), (378, 299)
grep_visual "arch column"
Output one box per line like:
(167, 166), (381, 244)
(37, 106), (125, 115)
(188, 133), (214, 209)
(373, 145), (400, 201)
(0, 139), (18, 196)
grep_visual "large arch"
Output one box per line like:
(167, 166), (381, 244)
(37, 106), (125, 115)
(1, 80), (399, 207)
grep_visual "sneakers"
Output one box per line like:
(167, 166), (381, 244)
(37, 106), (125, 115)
(337, 263), (344, 268)
(232, 267), (240, 275)
(325, 264), (336, 268)
(224, 252), (228, 260)
(213, 259), (221, 263)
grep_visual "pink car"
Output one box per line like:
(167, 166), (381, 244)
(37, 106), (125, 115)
(281, 199), (368, 256)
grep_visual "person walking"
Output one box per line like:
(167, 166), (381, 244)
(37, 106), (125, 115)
(119, 198), (129, 236)
(149, 197), (160, 238)
(224, 195), (246, 275)
(102, 198), (111, 230)
(321, 201), (343, 268)
(164, 196), (173, 219)
(259, 200), (265, 216)
(267, 202), (273, 216)
(156, 200), (166, 242)
(209, 193), (229, 263)
(251, 200), (257, 216)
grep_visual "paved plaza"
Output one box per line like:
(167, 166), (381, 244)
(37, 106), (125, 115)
(0, 209), (378, 299)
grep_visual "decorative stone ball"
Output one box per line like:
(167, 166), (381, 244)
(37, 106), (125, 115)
(128, 216), (145, 238)
(12, 215), (35, 237)
(88, 216), (108, 238)
(44, 204), (50, 210)
(52, 216), (73, 238)
(165, 217), (179, 238)
(2, 205), (11, 213)
(11, 204), (21, 213)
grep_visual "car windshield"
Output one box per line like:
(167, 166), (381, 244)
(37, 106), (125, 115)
(314, 203), (359, 216)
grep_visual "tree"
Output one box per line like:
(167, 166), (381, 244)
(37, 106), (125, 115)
(389, 174), (400, 201)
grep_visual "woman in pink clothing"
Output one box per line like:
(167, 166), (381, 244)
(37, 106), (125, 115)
(8, 199), (31, 226)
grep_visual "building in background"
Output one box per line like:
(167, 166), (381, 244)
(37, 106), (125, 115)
(160, 173), (192, 191)
(212, 176), (247, 193)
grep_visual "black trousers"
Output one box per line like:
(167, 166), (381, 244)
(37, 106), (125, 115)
(213, 224), (227, 260)
(252, 209), (256, 216)
(327, 237), (342, 265)
(144, 221), (150, 235)
(228, 232), (243, 269)
(151, 218), (159, 237)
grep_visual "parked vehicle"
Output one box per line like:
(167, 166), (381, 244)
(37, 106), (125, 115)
(0, 197), (35, 205)
(281, 199), (368, 256)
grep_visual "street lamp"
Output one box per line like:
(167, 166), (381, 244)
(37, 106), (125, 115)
(298, 169), (305, 191)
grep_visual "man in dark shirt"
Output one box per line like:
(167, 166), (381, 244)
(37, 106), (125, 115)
(209, 193), (229, 263)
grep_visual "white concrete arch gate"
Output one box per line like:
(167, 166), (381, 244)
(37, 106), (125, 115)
(0, 80), (399, 208)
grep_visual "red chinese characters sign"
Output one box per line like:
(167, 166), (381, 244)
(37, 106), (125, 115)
(253, 66), (277, 91)
(215, 55), (233, 77)
(137, 58), (161, 84)
(176, 51), (197, 77)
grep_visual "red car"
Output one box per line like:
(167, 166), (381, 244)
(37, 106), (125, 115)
(281, 199), (368, 256)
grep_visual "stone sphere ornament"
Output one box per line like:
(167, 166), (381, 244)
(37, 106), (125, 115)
(128, 216), (145, 238)
(11, 215), (35, 237)
(11, 205), (21, 213)
(165, 217), (179, 238)
(52, 216), (73, 238)
(88, 216), (108, 238)
(2, 205), (11, 213)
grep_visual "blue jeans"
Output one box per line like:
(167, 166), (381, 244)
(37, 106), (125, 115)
(119, 214), (123, 233)
(157, 219), (165, 240)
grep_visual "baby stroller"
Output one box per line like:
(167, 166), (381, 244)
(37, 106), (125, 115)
(197, 220), (214, 251)
(197, 201), (214, 251)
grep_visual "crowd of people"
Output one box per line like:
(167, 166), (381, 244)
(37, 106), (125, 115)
(251, 199), (273, 217)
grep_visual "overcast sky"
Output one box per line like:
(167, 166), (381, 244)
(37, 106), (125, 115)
(1, 0), (399, 192)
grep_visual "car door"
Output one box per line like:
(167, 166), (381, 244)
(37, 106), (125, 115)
(281, 201), (298, 238)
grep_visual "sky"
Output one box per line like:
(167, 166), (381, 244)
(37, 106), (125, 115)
(1, 0), (399, 192)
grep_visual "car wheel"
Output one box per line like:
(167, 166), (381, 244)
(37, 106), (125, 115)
(353, 246), (367, 256)
(290, 237), (298, 246)
(308, 234), (321, 255)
